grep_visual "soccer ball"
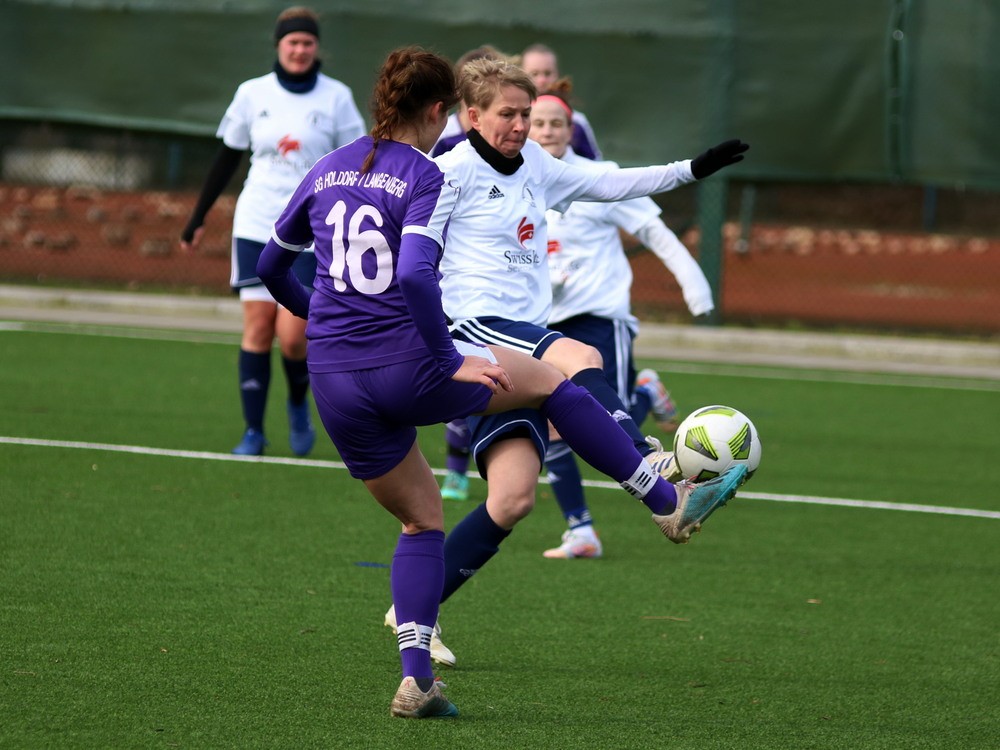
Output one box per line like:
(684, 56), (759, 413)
(672, 405), (761, 483)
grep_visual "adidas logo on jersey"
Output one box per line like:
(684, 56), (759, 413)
(488, 185), (504, 199)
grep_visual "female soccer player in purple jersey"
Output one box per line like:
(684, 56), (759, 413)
(256, 46), (733, 719)
(397, 57), (749, 667)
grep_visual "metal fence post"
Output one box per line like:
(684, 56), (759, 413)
(696, 176), (728, 326)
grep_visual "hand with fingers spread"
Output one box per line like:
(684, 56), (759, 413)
(691, 139), (750, 179)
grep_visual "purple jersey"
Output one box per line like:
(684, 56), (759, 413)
(271, 137), (459, 373)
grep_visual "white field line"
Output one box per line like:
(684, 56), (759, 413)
(3, 435), (998, 521)
(2, 321), (998, 392)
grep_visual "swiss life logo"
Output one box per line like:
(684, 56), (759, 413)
(517, 217), (534, 248)
(277, 134), (302, 156)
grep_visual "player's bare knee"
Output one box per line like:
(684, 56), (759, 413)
(487, 491), (536, 528)
(580, 344), (603, 370)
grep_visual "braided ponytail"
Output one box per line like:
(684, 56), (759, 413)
(363, 47), (459, 173)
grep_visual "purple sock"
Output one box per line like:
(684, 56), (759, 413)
(571, 367), (651, 456)
(444, 419), (471, 474)
(391, 530), (445, 679)
(541, 380), (677, 514)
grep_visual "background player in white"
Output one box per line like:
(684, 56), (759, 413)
(180, 6), (365, 456)
(521, 43), (602, 160)
(530, 89), (717, 559)
(398, 57), (750, 665)
(256, 46), (709, 717)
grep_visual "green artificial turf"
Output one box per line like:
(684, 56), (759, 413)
(1, 326), (997, 748)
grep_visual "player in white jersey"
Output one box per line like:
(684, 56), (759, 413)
(412, 57), (750, 664)
(531, 92), (717, 559)
(435, 51), (604, 503)
(180, 6), (365, 457)
(431, 45), (508, 160)
(521, 43), (602, 160)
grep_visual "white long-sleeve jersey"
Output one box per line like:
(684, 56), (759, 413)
(548, 149), (714, 328)
(435, 138), (696, 326)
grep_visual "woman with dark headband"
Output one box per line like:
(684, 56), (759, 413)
(180, 6), (365, 457)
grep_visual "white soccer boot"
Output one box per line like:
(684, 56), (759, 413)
(543, 525), (603, 559)
(384, 605), (456, 668)
(635, 369), (679, 431)
(644, 437), (685, 483)
(389, 675), (459, 718)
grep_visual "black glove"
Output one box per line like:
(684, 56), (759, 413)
(690, 139), (749, 179)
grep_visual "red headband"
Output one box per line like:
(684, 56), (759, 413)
(534, 94), (573, 119)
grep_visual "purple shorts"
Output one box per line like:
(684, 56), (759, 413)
(310, 355), (493, 480)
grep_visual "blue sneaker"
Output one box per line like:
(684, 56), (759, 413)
(653, 464), (748, 544)
(232, 428), (267, 456)
(390, 676), (459, 719)
(440, 471), (469, 502)
(287, 399), (316, 457)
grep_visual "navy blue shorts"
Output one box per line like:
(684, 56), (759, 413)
(549, 314), (637, 405)
(450, 317), (562, 477)
(231, 237), (317, 291)
(310, 354), (493, 480)
(466, 409), (548, 479)
(450, 316), (564, 359)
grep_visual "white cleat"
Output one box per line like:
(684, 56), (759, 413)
(384, 605), (456, 668)
(653, 464), (749, 544)
(644, 438), (684, 483)
(543, 526), (603, 559)
(389, 675), (459, 719)
(636, 369), (679, 431)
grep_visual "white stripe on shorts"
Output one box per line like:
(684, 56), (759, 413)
(452, 318), (560, 356)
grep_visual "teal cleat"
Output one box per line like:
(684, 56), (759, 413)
(653, 464), (748, 544)
(440, 471), (469, 502)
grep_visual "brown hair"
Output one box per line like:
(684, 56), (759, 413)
(455, 44), (507, 72)
(521, 43), (556, 60)
(364, 47), (460, 173)
(536, 77), (577, 119)
(460, 57), (536, 111)
(274, 6), (320, 43)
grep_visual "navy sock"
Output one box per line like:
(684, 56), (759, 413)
(571, 368), (651, 456)
(281, 356), (310, 405)
(542, 380), (677, 514)
(631, 389), (652, 427)
(444, 419), (471, 475)
(441, 502), (510, 603)
(391, 530), (445, 680)
(238, 349), (270, 432)
(544, 440), (592, 528)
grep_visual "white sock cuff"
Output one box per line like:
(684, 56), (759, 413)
(620, 459), (658, 500)
(396, 620), (435, 652)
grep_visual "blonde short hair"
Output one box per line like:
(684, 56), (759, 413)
(460, 57), (536, 110)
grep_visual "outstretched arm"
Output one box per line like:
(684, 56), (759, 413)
(571, 140), (749, 204)
(632, 217), (714, 317)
